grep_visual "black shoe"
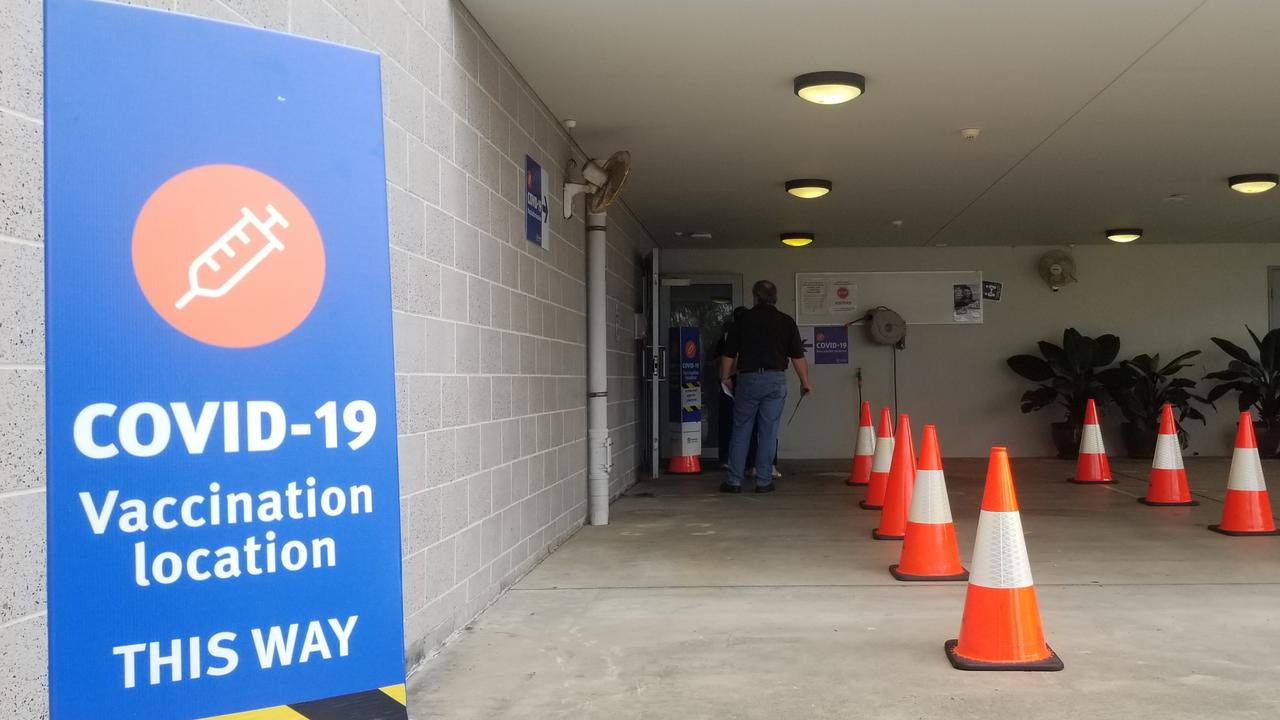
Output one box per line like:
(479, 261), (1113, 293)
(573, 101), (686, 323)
(719, 482), (742, 494)
(754, 483), (776, 494)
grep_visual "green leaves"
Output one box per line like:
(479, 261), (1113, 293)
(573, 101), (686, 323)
(1159, 350), (1201, 376)
(1094, 334), (1121, 367)
(1007, 354), (1055, 382)
(1211, 337), (1257, 368)
(1102, 348), (1213, 432)
(1006, 328), (1119, 425)
(1206, 326), (1280, 423)
(1020, 386), (1059, 414)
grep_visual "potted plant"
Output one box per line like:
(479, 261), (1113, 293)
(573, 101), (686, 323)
(1098, 352), (1212, 458)
(1006, 328), (1119, 459)
(1205, 327), (1280, 457)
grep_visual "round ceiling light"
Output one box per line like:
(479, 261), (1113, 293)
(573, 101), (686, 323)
(1106, 228), (1143, 243)
(780, 232), (814, 247)
(785, 179), (833, 199)
(1228, 173), (1279, 194)
(793, 71), (865, 105)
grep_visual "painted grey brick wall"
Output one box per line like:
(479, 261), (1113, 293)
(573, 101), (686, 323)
(0, 0), (654, 716)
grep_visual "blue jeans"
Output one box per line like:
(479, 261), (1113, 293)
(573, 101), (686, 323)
(727, 371), (787, 486)
(719, 392), (765, 466)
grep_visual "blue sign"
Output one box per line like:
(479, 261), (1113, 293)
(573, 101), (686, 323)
(524, 155), (549, 248)
(668, 327), (701, 422)
(44, 2), (406, 718)
(814, 326), (849, 365)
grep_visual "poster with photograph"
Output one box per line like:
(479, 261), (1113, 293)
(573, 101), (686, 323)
(953, 283), (982, 322)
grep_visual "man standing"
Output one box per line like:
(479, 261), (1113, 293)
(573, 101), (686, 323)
(718, 280), (811, 493)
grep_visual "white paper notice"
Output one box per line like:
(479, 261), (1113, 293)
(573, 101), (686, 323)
(830, 280), (856, 314)
(798, 278), (827, 318)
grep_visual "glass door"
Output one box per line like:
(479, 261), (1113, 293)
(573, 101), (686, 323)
(659, 274), (743, 467)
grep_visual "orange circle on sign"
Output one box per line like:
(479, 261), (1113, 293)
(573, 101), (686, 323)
(132, 165), (325, 348)
(684, 339), (697, 359)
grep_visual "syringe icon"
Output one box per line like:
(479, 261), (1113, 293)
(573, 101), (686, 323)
(175, 204), (288, 310)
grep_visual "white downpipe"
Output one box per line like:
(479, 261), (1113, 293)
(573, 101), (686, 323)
(586, 210), (612, 525)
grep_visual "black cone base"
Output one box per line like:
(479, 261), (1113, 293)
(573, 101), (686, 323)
(871, 528), (904, 541)
(889, 564), (968, 582)
(944, 640), (1064, 672)
(859, 500), (882, 510)
(1209, 524), (1280, 536)
(1138, 497), (1199, 507)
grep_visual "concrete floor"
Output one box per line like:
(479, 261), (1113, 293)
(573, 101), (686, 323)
(407, 456), (1280, 719)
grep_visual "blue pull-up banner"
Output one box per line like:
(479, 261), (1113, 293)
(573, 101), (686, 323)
(44, 1), (407, 718)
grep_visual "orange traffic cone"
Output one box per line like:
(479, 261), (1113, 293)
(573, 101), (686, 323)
(874, 415), (916, 540)
(860, 408), (895, 510)
(667, 456), (701, 473)
(891, 425), (968, 581)
(946, 447), (1063, 671)
(1209, 413), (1280, 536)
(1139, 404), (1197, 507)
(846, 401), (875, 486)
(1068, 399), (1113, 484)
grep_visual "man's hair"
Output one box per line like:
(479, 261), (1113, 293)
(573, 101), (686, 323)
(752, 280), (778, 306)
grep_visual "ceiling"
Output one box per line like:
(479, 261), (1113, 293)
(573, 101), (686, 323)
(464, 0), (1280, 248)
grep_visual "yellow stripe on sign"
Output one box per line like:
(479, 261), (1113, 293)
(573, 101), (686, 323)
(379, 683), (407, 705)
(198, 706), (308, 720)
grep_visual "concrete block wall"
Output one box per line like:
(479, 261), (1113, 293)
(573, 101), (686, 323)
(0, 0), (654, 716)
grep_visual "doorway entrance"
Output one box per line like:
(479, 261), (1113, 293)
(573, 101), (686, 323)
(658, 274), (743, 469)
(1270, 266), (1280, 330)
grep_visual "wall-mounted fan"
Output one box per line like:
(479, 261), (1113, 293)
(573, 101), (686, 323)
(562, 151), (631, 218)
(1038, 250), (1077, 292)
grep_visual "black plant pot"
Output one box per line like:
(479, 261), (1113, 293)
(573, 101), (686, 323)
(1254, 421), (1280, 459)
(1050, 421), (1079, 460)
(1121, 422), (1158, 459)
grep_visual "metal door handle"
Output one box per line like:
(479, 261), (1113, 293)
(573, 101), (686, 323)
(657, 345), (668, 380)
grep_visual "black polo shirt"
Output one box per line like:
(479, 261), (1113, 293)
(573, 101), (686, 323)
(722, 304), (805, 372)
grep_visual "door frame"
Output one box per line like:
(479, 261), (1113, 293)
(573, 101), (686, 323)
(1270, 266), (1280, 330)
(658, 273), (744, 464)
(643, 249), (662, 478)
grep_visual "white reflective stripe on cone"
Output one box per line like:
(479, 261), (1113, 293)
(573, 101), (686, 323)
(855, 428), (875, 455)
(1227, 447), (1267, 491)
(1152, 433), (1184, 471)
(968, 510), (1034, 589)
(871, 438), (895, 472)
(1079, 423), (1106, 455)
(907, 469), (952, 524)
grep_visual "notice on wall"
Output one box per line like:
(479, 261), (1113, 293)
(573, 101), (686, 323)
(797, 275), (857, 323)
(982, 280), (1003, 303)
(953, 282), (983, 322)
(797, 271), (983, 326)
(525, 155), (550, 249)
(44, 2), (407, 718)
(813, 326), (850, 364)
